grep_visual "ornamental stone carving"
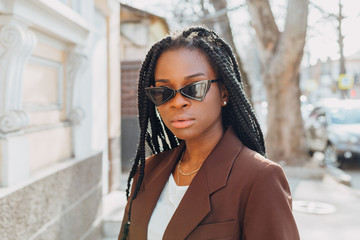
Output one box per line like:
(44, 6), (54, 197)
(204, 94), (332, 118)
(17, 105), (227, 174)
(66, 51), (87, 125)
(0, 24), (21, 47)
(68, 107), (85, 125)
(0, 110), (29, 133)
(0, 22), (36, 131)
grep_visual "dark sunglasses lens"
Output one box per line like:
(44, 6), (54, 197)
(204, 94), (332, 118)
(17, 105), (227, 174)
(181, 81), (208, 100)
(147, 88), (174, 105)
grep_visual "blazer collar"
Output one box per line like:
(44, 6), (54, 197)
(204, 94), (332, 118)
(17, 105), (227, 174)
(130, 144), (185, 239)
(143, 143), (185, 192)
(130, 127), (243, 240)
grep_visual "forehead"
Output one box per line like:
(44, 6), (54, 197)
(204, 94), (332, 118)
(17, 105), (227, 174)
(154, 48), (216, 79)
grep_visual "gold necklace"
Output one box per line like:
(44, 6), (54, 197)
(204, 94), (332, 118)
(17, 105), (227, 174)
(177, 164), (196, 186)
(178, 153), (201, 176)
(182, 174), (195, 186)
(177, 152), (199, 186)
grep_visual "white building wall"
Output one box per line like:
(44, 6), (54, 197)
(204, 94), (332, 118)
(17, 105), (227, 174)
(91, 8), (109, 194)
(0, 0), (121, 239)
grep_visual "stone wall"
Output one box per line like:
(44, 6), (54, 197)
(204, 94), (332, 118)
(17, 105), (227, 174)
(0, 152), (102, 240)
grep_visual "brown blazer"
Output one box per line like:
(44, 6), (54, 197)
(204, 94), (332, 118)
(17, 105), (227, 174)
(119, 128), (300, 240)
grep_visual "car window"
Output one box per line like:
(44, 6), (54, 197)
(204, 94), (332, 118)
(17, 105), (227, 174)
(309, 108), (326, 120)
(309, 108), (322, 119)
(328, 107), (360, 124)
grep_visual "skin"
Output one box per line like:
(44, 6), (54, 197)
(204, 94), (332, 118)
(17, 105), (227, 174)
(154, 48), (228, 186)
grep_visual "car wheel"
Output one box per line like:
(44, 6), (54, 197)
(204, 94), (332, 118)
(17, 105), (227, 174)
(324, 144), (342, 168)
(305, 140), (314, 157)
(308, 149), (314, 157)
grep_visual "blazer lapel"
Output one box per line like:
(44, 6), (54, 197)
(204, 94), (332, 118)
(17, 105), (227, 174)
(163, 127), (243, 240)
(163, 167), (210, 240)
(130, 143), (185, 239)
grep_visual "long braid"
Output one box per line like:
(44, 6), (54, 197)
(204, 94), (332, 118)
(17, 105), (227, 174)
(200, 31), (266, 155)
(214, 36), (266, 155)
(149, 106), (161, 153)
(121, 26), (266, 239)
(185, 35), (266, 155)
(121, 37), (175, 238)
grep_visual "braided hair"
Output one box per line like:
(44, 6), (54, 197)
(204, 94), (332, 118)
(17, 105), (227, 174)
(121, 26), (266, 239)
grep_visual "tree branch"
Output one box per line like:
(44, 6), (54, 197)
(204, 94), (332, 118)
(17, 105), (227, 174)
(310, 1), (336, 19)
(279, 0), (309, 62)
(246, 0), (280, 52)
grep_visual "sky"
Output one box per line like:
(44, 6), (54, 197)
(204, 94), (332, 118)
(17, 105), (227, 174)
(305, 0), (360, 65)
(121, 0), (360, 66)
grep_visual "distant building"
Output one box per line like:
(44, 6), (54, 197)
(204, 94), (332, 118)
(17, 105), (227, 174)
(120, 3), (169, 171)
(300, 51), (360, 102)
(0, 0), (120, 239)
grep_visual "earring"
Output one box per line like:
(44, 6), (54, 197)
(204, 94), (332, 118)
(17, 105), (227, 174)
(223, 101), (227, 105)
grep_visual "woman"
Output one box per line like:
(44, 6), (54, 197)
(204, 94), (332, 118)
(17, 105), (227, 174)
(119, 27), (300, 240)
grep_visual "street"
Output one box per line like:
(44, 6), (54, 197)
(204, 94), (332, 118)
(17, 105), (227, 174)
(289, 159), (360, 240)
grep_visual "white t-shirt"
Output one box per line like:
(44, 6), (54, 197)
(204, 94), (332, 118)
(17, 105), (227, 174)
(147, 174), (189, 240)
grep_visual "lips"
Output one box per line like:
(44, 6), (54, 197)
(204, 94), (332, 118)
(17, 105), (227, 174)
(170, 117), (195, 129)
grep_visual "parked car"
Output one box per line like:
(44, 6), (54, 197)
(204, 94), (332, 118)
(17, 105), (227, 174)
(304, 99), (360, 167)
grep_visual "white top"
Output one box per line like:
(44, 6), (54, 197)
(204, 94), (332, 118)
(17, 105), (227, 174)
(147, 174), (189, 240)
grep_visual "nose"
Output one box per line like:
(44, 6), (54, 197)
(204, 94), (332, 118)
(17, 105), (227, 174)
(170, 92), (190, 109)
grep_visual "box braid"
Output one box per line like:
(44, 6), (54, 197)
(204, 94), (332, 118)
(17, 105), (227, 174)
(121, 26), (266, 239)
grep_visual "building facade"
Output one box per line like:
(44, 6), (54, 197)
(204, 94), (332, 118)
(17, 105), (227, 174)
(0, 0), (120, 239)
(300, 51), (360, 102)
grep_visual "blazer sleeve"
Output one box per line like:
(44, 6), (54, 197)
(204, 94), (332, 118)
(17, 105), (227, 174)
(118, 170), (140, 240)
(242, 162), (300, 240)
(118, 155), (154, 240)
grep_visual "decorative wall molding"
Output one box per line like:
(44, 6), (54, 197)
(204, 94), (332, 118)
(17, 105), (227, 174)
(68, 108), (85, 125)
(0, 0), (90, 46)
(0, 110), (29, 133)
(23, 55), (64, 112)
(66, 51), (87, 125)
(0, 22), (36, 133)
(0, 23), (36, 112)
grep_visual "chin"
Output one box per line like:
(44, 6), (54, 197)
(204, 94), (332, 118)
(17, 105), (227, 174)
(168, 127), (197, 141)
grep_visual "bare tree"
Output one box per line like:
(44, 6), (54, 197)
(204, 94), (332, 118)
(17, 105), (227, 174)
(311, 0), (346, 75)
(246, 0), (309, 165)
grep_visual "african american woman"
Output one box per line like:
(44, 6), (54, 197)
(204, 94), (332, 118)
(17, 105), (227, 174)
(118, 27), (300, 240)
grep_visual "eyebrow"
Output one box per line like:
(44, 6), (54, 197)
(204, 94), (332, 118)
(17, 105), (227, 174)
(155, 73), (206, 83)
(184, 73), (205, 80)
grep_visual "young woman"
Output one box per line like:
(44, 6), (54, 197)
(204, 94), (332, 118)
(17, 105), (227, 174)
(118, 27), (300, 240)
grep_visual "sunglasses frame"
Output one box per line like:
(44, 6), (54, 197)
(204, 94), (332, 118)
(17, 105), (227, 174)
(145, 79), (220, 106)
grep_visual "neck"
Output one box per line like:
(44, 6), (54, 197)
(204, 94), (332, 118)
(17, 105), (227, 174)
(182, 125), (225, 167)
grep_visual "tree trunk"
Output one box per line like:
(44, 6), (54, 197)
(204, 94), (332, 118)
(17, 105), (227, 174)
(266, 69), (306, 165)
(247, 0), (309, 165)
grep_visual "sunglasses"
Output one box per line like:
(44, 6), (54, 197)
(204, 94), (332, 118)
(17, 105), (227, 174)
(145, 79), (220, 106)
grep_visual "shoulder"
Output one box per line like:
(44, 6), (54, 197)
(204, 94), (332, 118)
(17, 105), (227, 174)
(216, 126), (284, 178)
(145, 147), (178, 164)
(232, 145), (287, 185)
(143, 145), (182, 173)
(229, 146), (292, 209)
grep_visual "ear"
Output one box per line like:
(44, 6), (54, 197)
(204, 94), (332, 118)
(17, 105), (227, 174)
(219, 83), (229, 107)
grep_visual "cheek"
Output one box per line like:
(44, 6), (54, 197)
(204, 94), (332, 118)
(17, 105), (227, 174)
(202, 101), (222, 120)
(206, 86), (223, 107)
(197, 92), (223, 119)
(156, 107), (169, 124)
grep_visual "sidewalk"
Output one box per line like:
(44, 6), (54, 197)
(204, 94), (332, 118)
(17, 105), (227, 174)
(286, 167), (360, 240)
